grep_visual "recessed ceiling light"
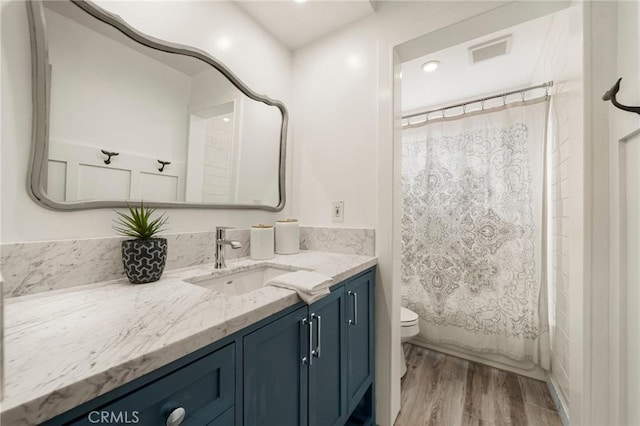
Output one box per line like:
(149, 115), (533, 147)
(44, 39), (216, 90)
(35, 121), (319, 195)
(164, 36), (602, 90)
(217, 36), (232, 50)
(421, 60), (440, 72)
(294, 0), (307, 3)
(346, 54), (361, 68)
(222, 117), (230, 122)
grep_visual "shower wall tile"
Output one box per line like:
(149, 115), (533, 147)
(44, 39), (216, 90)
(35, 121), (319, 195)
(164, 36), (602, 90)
(531, 5), (580, 412)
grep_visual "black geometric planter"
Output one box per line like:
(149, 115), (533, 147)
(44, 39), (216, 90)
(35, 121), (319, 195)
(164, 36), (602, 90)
(121, 238), (168, 284)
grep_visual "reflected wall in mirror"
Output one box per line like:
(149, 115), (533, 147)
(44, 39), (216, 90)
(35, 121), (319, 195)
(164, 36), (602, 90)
(27, 0), (287, 210)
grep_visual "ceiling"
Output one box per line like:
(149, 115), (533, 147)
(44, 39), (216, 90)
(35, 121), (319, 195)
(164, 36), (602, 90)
(49, 0), (378, 76)
(401, 13), (555, 113)
(235, 0), (376, 50)
(46, 1), (210, 77)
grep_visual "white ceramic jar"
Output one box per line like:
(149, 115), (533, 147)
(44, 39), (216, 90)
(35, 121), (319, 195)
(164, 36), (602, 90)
(250, 225), (274, 260)
(275, 219), (300, 255)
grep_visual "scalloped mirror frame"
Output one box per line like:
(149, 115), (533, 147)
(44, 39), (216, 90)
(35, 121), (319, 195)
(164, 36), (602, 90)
(26, 0), (288, 211)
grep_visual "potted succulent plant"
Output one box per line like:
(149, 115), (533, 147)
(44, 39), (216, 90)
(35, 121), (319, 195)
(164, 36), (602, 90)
(113, 201), (169, 284)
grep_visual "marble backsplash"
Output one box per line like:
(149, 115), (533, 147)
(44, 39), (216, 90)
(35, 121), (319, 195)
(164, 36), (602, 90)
(1, 226), (374, 298)
(300, 226), (375, 256)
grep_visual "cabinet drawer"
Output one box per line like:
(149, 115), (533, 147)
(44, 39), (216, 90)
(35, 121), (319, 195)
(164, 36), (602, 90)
(69, 343), (235, 425)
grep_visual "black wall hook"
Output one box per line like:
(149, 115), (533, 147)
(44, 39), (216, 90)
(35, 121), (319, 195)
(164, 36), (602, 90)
(101, 149), (119, 164)
(602, 78), (640, 115)
(157, 160), (171, 172)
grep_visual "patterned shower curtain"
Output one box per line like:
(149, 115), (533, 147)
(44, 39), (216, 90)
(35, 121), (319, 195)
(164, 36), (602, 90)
(401, 99), (550, 368)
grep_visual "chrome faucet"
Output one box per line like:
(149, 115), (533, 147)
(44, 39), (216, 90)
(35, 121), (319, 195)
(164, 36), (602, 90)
(215, 226), (242, 269)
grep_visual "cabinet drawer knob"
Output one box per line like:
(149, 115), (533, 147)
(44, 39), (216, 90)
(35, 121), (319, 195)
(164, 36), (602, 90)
(166, 407), (186, 426)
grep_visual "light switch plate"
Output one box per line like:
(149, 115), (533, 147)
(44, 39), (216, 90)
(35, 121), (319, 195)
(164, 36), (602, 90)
(332, 200), (344, 223)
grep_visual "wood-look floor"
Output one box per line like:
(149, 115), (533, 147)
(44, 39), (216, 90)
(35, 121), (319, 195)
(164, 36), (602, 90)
(395, 344), (563, 426)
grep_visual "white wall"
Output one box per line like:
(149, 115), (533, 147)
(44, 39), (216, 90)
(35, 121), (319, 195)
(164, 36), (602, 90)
(573, 2), (640, 424)
(618, 4), (640, 424)
(607, 1), (640, 424)
(46, 8), (191, 162)
(291, 2), (520, 424)
(530, 6), (582, 415)
(581, 2), (621, 424)
(293, 1), (512, 228)
(0, 0), (292, 243)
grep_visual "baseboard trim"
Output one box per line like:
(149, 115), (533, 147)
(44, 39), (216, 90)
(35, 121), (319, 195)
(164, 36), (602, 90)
(547, 377), (569, 426)
(409, 337), (548, 381)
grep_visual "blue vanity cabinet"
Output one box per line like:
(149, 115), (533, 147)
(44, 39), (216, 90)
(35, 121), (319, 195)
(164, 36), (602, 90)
(243, 305), (310, 426)
(207, 407), (234, 426)
(242, 291), (347, 426)
(308, 288), (347, 426)
(243, 268), (375, 426)
(42, 267), (375, 426)
(345, 270), (375, 415)
(65, 343), (236, 426)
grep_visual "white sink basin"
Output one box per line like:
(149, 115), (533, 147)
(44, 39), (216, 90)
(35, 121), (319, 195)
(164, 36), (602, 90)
(185, 265), (298, 296)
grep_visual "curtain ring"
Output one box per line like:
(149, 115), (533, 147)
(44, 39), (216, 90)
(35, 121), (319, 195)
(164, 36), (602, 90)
(442, 109), (446, 119)
(462, 104), (466, 114)
(545, 84), (550, 97)
(521, 91), (526, 102)
(481, 99), (485, 110)
(502, 95), (507, 106)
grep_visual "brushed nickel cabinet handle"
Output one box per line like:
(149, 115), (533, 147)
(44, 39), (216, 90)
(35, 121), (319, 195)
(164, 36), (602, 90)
(166, 407), (186, 426)
(308, 316), (313, 366)
(302, 318), (309, 365)
(348, 291), (358, 326)
(311, 313), (321, 358)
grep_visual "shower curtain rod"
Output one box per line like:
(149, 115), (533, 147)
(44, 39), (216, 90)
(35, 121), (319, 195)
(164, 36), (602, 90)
(402, 81), (554, 122)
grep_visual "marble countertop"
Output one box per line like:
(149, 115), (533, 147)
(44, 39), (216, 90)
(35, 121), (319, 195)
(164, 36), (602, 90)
(1, 251), (377, 425)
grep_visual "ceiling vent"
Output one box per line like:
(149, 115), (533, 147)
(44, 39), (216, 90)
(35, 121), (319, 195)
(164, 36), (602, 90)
(468, 35), (512, 64)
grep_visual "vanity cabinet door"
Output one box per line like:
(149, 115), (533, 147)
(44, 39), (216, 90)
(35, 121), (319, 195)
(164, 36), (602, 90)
(308, 289), (347, 426)
(243, 305), (309, 426)
(345, 270), (375, 413)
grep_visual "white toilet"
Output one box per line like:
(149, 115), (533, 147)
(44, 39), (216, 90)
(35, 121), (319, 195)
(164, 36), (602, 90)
(400, 306), (420, 378)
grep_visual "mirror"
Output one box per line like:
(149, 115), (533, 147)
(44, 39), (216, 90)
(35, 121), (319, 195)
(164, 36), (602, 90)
(27, 0), (287, 210)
